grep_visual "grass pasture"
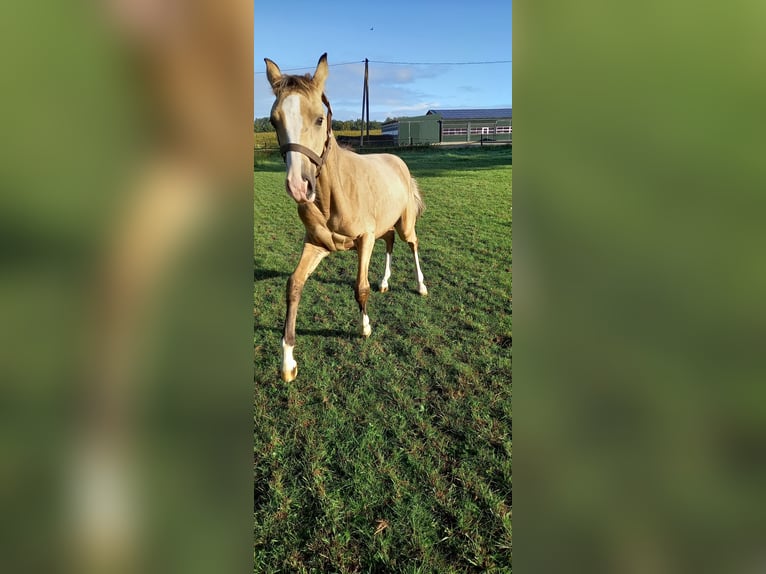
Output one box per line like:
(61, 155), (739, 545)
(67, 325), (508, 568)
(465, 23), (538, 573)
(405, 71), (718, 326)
(254, 146), (512, 572)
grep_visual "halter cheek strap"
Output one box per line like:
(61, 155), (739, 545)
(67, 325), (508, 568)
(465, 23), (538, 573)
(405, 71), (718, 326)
(279, 93), (333, 177)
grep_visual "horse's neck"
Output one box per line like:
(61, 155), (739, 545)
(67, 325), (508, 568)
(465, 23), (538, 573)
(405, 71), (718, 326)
(315, 136), (344, 216)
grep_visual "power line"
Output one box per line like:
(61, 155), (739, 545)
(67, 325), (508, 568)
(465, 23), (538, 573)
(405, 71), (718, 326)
(255, 60), (363, 74)
(370, 59), (511, 65)
(255, 58), (511, 74)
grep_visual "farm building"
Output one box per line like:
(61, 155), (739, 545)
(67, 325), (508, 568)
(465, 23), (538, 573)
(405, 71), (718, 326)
(382, 108), (512, 145)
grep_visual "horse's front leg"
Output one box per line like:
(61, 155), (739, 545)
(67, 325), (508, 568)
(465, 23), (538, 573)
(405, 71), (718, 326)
(282, 242), (328, 382)
(354, 233), (376, 337)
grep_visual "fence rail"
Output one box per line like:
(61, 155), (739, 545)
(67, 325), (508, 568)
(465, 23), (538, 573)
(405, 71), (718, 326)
(254, 139), (511, 160)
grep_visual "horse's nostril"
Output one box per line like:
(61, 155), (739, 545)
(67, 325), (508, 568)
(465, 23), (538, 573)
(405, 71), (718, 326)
(305, 181), (316, 202)
(304, 172), (317, 196)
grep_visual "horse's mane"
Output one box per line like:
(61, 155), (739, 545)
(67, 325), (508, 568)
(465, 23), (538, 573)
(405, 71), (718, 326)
(270, 73), (317, 97)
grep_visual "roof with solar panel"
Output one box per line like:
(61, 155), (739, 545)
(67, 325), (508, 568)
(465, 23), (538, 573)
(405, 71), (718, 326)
(427, 108), (512, 119)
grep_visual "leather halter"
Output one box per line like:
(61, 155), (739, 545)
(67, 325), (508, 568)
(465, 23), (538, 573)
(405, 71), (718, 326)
(279, 92), (333, 178)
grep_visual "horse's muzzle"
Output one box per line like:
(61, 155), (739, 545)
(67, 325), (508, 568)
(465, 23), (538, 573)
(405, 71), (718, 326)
(285, 170), (316, 204)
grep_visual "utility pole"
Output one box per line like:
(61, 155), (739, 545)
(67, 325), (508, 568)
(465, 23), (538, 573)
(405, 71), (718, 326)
(365, 58), (370, 142)
(360, 58), (369, 147)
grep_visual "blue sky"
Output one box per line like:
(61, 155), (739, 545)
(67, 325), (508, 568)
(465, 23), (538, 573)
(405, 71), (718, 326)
(255, 0), (512, 121)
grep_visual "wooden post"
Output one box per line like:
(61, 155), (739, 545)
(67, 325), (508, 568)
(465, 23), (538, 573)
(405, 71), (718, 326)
(365, 59), (370, 142)
(360, 58), (369, 147)
(359, 58), (367, 147)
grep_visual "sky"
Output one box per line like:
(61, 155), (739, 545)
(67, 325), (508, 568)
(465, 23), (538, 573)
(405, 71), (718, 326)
(254, 0), (512, 122)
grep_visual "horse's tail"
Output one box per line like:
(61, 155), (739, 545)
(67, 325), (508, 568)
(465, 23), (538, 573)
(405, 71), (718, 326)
(410, 177), (425, 219)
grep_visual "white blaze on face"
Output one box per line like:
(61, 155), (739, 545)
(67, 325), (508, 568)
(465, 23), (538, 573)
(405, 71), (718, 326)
(281, 94), (308, 203)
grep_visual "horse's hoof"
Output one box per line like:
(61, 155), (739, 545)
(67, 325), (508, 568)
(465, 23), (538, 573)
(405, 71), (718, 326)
(418, 283), (429, 296)
(281, 365), (297, 382)
(379, 283), (389, 293)
(361, 325), (372, 337)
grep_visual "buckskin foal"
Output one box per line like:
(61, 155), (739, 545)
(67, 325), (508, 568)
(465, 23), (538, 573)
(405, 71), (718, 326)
(264, 53), (428, 382)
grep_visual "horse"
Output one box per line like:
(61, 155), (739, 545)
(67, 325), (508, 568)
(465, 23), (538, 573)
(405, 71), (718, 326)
(264, 53), (429, 382)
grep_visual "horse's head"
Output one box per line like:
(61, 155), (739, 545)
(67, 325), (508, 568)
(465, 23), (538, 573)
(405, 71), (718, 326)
(264, 53), (332, 204)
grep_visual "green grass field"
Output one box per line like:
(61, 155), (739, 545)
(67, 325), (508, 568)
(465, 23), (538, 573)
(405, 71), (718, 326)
(254, 146), (512, 572)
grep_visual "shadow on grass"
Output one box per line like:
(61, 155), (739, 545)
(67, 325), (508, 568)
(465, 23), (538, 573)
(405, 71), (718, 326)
(297, 327), (356, 339)
(315, 277), (355, 289)
(254, 267), (289, 282)
(254, 267), (357, 290)
(253, 323), (355, 340)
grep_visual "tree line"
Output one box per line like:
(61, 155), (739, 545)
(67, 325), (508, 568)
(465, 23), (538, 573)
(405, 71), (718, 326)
(254, 117), (390, 133)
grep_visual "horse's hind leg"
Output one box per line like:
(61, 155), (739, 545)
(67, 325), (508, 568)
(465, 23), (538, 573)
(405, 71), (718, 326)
(395, 222), (428, 296)
(379, 229), (395, 293)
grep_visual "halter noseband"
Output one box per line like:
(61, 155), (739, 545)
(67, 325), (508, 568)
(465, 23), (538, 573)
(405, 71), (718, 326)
(279, 93), (333, 177)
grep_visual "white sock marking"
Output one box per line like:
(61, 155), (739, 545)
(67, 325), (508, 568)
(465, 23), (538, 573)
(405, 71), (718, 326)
(380, 251), (392, 291)
(413, 251), (428, 295)
(281, 338), (297, 373)
(360, 314), (372, 337)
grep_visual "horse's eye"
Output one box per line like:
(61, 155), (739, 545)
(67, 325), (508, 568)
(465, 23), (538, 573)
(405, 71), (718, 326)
(315, 117), (324, 126)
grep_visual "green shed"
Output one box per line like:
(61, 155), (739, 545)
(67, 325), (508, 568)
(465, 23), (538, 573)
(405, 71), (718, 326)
(382, 108), (512, 146)
(381, 114), (440, 146)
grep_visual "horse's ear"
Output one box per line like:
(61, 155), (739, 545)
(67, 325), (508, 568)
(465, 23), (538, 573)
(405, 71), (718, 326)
(313, 53), (329, 91)
(264, 58), (282, 91)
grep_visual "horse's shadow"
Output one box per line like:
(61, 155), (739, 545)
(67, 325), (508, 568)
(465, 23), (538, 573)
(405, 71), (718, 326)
(254, 267), (289, 282)
(252, 324), (354, 340)
(254, 267), (354, 290)
(255, 267), (416, 295)
(315, 277), (356, 288)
